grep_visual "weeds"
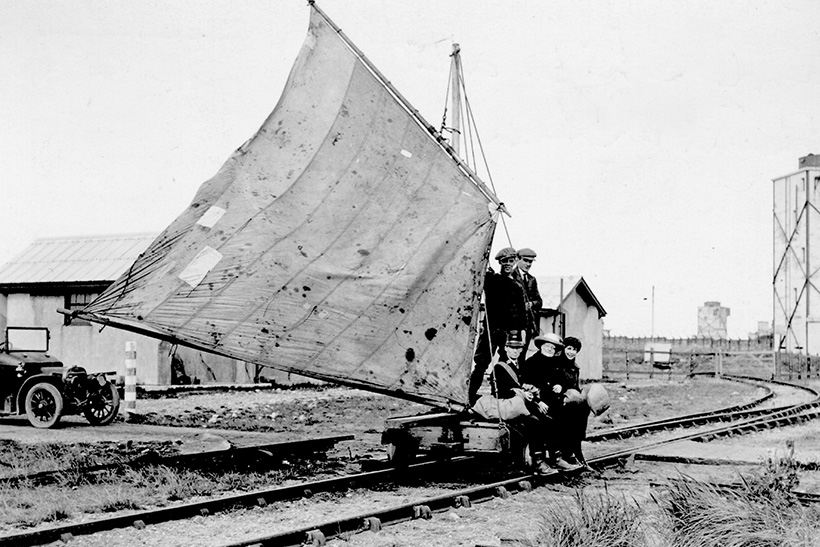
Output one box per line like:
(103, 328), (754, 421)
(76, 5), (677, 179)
(513, 455), (820, 547)
(652, 455), (820, 547)
(524, 486), (645, 547)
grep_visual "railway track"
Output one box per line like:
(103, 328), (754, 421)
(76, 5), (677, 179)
(0, 435), (354, 488)
(2, 374), (817, 547)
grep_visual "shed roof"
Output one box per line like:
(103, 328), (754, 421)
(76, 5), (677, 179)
(536, 275), (607, 317)
(0, 233), (157, 286)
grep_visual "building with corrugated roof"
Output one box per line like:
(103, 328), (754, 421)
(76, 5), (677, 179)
(0, 233), (262, 386)
(534, 275), (607, 380)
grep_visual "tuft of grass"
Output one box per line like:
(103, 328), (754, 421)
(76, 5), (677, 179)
(653, 456), (820, 547)
(524, 486), (646, 547)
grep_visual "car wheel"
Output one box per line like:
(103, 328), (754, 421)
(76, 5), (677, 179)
(83, 381), (120, 425)
(24, 382), (64, 429)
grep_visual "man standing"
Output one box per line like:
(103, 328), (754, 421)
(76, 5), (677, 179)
(469, 247), (527, 406)
(515, 247), (542, 363)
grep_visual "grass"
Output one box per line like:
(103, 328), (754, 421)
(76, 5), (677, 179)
(652, 455), (819, 547)
(511, 455), (820, 547)
(0, 448), (331, 531)
(520, 486), (645, 547)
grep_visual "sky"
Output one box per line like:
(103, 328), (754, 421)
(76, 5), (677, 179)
(2, 0), (819, 339)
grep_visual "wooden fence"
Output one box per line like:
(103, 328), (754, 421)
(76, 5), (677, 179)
(601, 349), (814, 382)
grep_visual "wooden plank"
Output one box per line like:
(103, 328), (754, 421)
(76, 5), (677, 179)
(384, 412), (458, 428)
(385, 418), (508, 454)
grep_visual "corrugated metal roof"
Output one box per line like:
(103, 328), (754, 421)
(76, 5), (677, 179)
(0, 233), (158, 285)
(537, 275), (607, 316)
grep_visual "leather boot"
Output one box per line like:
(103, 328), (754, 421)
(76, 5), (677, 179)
(552, 451), (581, 471)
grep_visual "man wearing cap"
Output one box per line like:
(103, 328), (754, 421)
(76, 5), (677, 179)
(515, 247), (542, 363)
(481, 329), (554, 475)
(469, 247), (527, 406)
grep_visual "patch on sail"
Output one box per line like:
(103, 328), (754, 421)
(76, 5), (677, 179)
(178, 246), (223, 288)
(196, 206), (226, 228)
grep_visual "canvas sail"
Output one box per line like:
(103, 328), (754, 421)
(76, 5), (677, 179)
(73, 5), (500, 409)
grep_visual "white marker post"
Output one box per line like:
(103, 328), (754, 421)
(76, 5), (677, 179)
(124, 341), (137, 418)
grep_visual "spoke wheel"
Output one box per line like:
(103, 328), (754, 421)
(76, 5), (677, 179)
(83, 381), (120, 425)
(24, 382), (63, 429)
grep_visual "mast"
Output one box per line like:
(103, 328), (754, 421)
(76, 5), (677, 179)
(449, 44), (463, 157)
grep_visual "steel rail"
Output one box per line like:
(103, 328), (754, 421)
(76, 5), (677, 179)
(0, 434), (354, 488)
(589, 374), (818, 442)
(0, 456), (472, 547)
(217, 384), (820, 547)
(650, 479), (820, 505)
(4, 376), (816, 546)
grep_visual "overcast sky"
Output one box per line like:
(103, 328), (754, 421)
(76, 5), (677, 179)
(2, 0), (819, 338)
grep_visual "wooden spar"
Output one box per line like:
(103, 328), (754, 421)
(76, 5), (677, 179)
(57, 307), (458, 408)
(449, 43), (462, 157)
(309, 1), (510, 218)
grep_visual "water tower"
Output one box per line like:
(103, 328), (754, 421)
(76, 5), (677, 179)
(697, 301), (730, 339)
(773, 154), (820, 355)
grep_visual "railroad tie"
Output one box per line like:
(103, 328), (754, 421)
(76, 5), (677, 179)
(305, 529), (326, 546)
(364, 516), (382, 532)
(495, 486), (511, 499)
(60, 533), (73, 543)
(413, 504), (432, 519)
(454, 495), (472, 508)
(518, 480), (532, 492)
(133, 519), (146, 530)
(256, 497), (267, 507)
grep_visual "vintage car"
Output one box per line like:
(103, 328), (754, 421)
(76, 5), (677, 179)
(0, 327), (120, 428)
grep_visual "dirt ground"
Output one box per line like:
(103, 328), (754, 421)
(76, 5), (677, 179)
(4, 376), (820, 547)
(0, 376), (778, 471)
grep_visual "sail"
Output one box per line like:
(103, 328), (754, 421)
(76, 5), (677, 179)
(75, 5), (499, 408)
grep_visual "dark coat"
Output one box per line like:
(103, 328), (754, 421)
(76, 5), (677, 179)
(550, 356), (581, 395)
(516, 270), (542, 335)
(483, 269), (527, 332)
(490, 359), (521, 399)
(520, 352), (559, 405)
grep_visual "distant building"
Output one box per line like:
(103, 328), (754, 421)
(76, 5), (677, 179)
(697, 301), (730, 339)
(535, 275), (607, 380)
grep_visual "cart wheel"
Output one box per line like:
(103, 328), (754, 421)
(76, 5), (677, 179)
(24, 382), (63, 429)
(83, 381), (120, 425)
(387, 440), (417, 465)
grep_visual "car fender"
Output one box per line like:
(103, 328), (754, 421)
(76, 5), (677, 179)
(16, 374), (64, 412)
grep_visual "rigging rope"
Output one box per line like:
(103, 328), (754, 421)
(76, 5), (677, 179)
(444, 47), (513, 248)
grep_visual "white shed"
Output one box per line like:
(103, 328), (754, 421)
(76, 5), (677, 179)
(535, 275), (607, 380)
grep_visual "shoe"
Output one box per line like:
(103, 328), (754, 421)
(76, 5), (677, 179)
(564, 454), (580, 466)
(535, 460), (553, 475)
(553, 457), (582, 472)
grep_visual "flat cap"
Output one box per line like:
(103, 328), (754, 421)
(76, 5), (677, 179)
(494, 247), (518, 260)
(517, 247), (537, 258)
